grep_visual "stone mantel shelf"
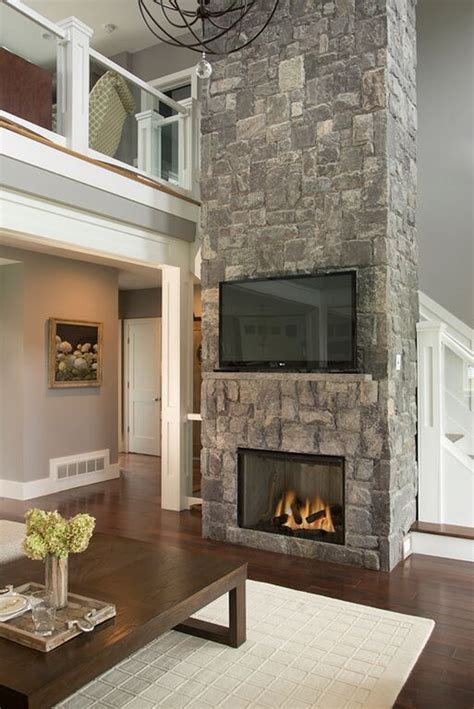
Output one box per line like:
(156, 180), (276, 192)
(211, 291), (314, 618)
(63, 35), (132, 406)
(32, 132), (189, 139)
(204, 371), (372, 382)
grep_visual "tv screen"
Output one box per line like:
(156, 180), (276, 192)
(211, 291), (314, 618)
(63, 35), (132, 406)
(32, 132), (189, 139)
(219, 271), (356, 371)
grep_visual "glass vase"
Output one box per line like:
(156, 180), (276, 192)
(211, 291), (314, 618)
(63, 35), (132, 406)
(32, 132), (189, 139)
(45, 554), (68, 609)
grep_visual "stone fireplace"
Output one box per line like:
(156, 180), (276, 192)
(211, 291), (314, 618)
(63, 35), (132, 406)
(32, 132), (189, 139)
(200, 0), (418, 571)
(238, 448), (344, 545)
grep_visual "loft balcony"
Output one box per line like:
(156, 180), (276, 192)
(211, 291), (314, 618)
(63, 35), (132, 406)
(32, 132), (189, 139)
(0, 0), (201, 221)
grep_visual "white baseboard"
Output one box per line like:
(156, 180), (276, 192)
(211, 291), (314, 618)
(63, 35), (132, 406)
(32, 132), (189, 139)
(410, 531), (474, 562)
(0, 464), (120, 501)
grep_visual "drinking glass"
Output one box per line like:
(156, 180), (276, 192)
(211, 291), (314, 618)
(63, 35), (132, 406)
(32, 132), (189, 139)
(30, 590), (56, 636)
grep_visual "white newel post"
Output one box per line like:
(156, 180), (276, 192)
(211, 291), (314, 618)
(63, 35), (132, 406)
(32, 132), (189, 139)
(176, 97), (200, 195)
(161, 267), (193, 510)
(417, 321), (446, 523)
(57, 17), (93, 152)
(185, 97), (201, 198)
(135, 110), (161, 177)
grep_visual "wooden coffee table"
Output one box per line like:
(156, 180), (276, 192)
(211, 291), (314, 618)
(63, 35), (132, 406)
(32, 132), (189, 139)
(0, 534), (247, 708)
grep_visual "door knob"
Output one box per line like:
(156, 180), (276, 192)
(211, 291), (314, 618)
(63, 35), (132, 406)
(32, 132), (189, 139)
(153, 397), (159, 401)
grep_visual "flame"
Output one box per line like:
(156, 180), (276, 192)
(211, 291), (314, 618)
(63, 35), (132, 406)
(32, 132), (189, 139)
(273, 490), (335, 532)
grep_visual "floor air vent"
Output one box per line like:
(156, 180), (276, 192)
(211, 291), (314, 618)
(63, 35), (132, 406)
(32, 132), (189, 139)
(51, 451), (109, 481)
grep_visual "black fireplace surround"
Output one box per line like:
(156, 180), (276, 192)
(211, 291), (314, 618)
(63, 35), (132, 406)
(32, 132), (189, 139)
(238, 448), (345, 545)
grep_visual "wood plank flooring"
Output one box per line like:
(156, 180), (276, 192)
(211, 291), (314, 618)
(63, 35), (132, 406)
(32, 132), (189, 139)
(1, 453), (473, 708)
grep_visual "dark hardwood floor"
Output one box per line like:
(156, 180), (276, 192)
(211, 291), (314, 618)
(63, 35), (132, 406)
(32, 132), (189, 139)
(1, 453), (473, 708)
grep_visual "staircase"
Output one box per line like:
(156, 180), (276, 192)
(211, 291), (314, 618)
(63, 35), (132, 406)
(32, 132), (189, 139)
(414, 293), (474, 561)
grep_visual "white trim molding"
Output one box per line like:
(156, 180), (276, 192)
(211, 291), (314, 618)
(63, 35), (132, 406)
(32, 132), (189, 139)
(0, 129), (199, 226)
(410, 532), (474, 563)
(149, 67), (199, 102)
(0, 463), (120, 501)
(161, 266), (194, 511)
(0, 188), (192, 271)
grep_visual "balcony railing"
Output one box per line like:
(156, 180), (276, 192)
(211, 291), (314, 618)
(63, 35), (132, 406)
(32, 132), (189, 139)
(0, 0), (200, 198)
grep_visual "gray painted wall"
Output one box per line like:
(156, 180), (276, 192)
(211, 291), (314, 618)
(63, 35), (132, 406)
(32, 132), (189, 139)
(0, 263), (25, 483)
(129, 41), (195, 83)
(417, 0), (474, 327)
(0, 246), (119, 483)
(111, 38), (194, 84)
(119, 288), (162, 319)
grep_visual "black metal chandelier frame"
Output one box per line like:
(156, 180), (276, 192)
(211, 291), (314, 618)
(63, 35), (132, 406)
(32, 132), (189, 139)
(137, 0), (281, 56)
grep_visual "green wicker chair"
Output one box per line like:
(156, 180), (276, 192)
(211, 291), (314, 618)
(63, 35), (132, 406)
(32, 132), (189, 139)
(52, 71), (136, 158)
(88, 71), (136, 157)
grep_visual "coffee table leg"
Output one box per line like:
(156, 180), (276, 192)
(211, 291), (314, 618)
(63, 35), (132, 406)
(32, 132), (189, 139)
(174, 579), (246, 648)
(229, 580), (246, 647)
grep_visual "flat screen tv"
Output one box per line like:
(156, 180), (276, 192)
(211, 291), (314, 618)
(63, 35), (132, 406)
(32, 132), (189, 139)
(219, 271), (357, 372)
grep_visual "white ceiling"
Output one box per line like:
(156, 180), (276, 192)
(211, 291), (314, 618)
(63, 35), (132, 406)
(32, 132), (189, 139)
(26, 0), (195, 56)
(0, 3), (58, 66)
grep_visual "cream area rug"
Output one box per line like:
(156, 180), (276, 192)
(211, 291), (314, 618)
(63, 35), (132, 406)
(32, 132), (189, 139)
(58, 580), (434, 709)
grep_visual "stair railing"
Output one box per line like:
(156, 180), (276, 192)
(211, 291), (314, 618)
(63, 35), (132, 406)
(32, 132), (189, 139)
(417, 321), (474, 524)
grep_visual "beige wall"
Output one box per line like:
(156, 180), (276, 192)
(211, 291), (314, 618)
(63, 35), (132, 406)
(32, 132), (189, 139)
(0, 246), (119, 483)
(0, 262), (25, 482)
(119, 288), (162, 319)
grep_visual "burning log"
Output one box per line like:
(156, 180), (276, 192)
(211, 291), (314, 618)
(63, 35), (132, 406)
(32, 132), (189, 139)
(272, 513), (289, 527)
(290, 502), (303, 526)
(306, 508), (326, 524)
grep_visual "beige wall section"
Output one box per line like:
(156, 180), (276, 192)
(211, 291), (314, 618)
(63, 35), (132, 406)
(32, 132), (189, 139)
(0, 246), (119, 483)
(119, 288), (162, 319)
(0, 262), (25, 482)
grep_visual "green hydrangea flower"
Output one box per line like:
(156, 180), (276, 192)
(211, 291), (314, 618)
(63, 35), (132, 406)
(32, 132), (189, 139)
(23, 509), (96, 561)
(67, 514), (95, 554)
(23, 531), (48, 561)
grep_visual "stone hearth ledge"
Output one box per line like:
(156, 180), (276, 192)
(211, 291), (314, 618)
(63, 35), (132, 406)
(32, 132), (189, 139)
(204, 372), (372, 382)
(225, 526), (379, 570)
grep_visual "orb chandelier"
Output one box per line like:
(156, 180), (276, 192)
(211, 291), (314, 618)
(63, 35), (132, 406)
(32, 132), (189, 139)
(138, 0), (281, 79)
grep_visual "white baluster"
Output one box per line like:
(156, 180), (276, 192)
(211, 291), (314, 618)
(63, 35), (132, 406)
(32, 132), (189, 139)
(417, 321), (446, 523)
(135, 110), (161, 178)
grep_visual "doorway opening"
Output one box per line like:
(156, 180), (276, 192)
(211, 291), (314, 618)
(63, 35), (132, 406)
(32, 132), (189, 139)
(119, 269), (163, 456)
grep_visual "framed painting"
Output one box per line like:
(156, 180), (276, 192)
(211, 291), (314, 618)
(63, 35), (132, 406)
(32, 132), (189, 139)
(49, 319), (103, 388)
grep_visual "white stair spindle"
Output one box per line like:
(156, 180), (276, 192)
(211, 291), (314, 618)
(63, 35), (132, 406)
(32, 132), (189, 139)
(417, 321), (446, 523)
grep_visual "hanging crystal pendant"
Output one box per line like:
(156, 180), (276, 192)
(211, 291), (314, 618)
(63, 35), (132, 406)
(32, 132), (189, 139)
(196, 52), (212, 80)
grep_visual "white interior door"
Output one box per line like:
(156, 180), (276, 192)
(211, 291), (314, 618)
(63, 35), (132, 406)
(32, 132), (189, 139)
(125, 318), (161, 456)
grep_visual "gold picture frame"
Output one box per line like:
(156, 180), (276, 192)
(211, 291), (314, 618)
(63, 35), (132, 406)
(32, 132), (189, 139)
(49, 318), (103, 388)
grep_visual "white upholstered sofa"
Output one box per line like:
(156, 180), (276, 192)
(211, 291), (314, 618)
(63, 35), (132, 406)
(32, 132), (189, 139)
(0, 520), (25, 565)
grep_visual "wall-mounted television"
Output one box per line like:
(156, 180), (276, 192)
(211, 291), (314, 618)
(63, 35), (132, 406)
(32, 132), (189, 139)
(219, 271), (357, 372)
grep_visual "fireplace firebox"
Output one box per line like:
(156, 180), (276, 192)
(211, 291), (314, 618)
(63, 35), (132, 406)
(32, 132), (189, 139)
(238, 449), (344, 545)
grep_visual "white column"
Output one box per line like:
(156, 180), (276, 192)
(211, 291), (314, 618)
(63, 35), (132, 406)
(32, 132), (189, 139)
(417, 321), (446, 523)
(56, 17), (93, 152)
(135, 110), (161, 177)
(161, 266), (193, 510)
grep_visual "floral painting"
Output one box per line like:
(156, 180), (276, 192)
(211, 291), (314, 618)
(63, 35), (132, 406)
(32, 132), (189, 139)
(49, 319), (103, 388)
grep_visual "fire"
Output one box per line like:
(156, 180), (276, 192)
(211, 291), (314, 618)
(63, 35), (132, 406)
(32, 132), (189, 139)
(273, 490), (335, 533)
